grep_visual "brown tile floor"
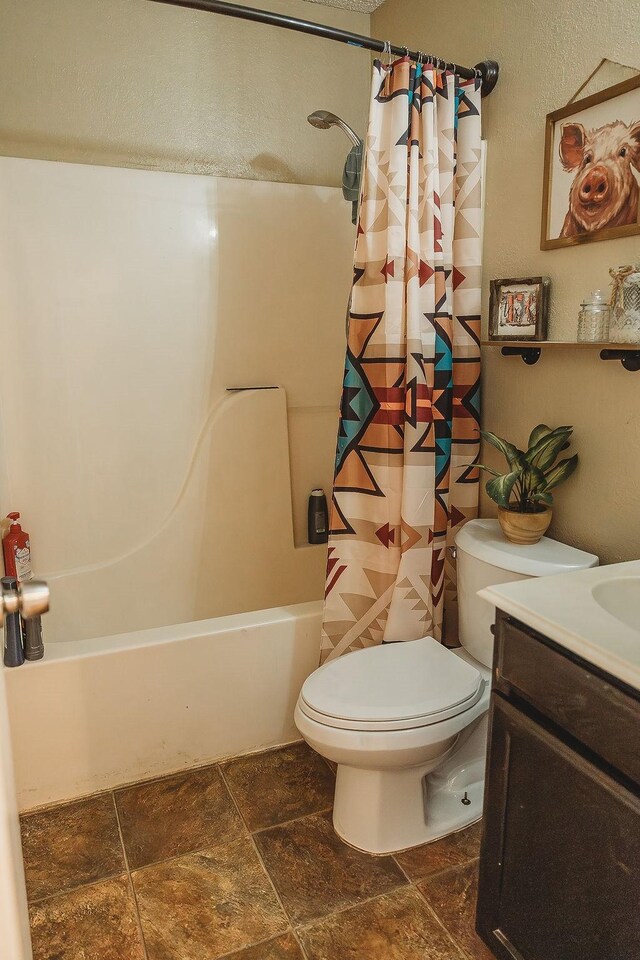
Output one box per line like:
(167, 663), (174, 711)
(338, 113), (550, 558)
(20, 742), (489, 960)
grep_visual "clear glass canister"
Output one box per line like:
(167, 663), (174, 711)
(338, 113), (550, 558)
(609, 263), (640, 344)
(577, 290), (610, 342)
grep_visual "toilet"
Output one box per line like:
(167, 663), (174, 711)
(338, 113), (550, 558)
(295, 519), (598, 854)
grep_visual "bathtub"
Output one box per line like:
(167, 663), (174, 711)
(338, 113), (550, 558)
(3, 601), (322, 812)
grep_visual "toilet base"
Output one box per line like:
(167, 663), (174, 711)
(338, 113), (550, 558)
(332, 715), (487, 855)
(332, 767), (483, 855)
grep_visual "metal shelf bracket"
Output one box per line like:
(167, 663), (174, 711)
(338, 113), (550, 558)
(500, 345), (542, 365)
(599, 349), (640, 372)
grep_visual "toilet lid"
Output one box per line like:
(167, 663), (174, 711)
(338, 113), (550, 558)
(300, 637), (483, 731)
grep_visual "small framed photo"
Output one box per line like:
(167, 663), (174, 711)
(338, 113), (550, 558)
(541, 74), (640, 250)
(489, 277), (550, 341)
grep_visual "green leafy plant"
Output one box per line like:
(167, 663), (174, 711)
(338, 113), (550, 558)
(478, 424), (578, 513)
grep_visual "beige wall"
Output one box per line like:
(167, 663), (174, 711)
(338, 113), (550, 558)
(374, 0), (640, 562)
(0, 0), (371, 185)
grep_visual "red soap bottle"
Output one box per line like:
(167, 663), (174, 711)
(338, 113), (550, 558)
(2, 513), (33, 582)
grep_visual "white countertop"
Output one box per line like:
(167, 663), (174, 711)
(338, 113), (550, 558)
(480, 560), (640, 692)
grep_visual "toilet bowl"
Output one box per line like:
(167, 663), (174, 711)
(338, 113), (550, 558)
(295, 519), (598, 854)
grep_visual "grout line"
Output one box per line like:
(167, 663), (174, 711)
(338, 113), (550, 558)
(251, 805), (334, 836)
(216, 929), (300, 960)
(218, 766), (311, 959)
(287, 930), (310, 960)
(407, 854), (484, 959)
(111, 792), (149, 960)
(390, 855), (412, 883)
(292, 881), (412, 933)
(27, 870), (129, 907)
(125, 828), (252, 878)
(413, 877), (475, 960)
(392, 855), (482, 886)
(409, 857), (482, 885)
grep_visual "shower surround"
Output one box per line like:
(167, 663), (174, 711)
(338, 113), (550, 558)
(0, 157), (352, 642)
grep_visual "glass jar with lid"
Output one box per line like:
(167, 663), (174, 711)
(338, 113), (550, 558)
(577, 290), (610, 342)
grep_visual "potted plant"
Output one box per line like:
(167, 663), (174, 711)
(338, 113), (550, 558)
(478, 424), (579, 544)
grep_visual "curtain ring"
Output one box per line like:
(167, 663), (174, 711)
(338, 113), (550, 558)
(402, 45), (410, 59)
(417, 51), (424, 65)
(382, 39), (392, 66)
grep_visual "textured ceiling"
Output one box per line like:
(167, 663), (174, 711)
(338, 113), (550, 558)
(303, 0), (387, 13)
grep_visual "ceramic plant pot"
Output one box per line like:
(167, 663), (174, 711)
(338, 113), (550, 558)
(497, 506), (552, 545)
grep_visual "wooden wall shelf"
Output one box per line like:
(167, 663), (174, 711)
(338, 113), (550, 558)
(481, 340), (640, 371)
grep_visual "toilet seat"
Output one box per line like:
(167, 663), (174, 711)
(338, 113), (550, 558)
(299, 637), (484, 732)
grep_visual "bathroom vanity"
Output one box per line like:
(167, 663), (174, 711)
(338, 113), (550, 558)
(476, 563), (640, 960)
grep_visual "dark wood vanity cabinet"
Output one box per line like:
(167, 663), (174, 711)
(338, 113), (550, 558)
(476, 612), (640, 960)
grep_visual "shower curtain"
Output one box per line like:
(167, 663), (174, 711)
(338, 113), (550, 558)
(321, 57), (482, 662)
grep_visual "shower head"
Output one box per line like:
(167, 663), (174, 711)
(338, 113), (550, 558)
(307, 110), (361, 148)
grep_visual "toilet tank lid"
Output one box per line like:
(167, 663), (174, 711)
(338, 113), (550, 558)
(455, 519), (598, 577)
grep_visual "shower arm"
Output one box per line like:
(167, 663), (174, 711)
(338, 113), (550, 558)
(332, 119), (361, 149)
(145, 0), (499, 97)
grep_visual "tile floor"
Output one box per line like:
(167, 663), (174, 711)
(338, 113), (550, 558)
(21, 741), (492, 960)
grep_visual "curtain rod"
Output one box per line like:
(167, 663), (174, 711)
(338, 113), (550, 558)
(145, 0), (499, 97)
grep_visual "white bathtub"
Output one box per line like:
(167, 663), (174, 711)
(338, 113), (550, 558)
(4, 601), (322, 812)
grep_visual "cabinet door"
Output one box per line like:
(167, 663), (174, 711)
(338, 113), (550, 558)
(477, 695), (640, 960)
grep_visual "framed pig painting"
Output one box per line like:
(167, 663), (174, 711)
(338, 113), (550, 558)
(541, 74), (640, 249)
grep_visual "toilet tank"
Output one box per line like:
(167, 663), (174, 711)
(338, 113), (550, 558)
(454, 519), (598, 668)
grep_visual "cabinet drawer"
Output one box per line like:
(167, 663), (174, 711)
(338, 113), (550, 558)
(495, 615), (640, 786)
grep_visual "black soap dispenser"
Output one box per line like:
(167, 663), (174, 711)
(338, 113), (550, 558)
(308, 489), (329, 544)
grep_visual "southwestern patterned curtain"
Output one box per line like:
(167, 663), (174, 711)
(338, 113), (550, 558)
(321, 57), (483, 663)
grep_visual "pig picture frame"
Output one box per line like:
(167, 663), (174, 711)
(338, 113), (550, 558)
(488, 277), (550, 341)
(541, 73), (640, 250)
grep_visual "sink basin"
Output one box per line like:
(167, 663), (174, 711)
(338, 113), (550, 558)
(592, 577), (640, 632)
